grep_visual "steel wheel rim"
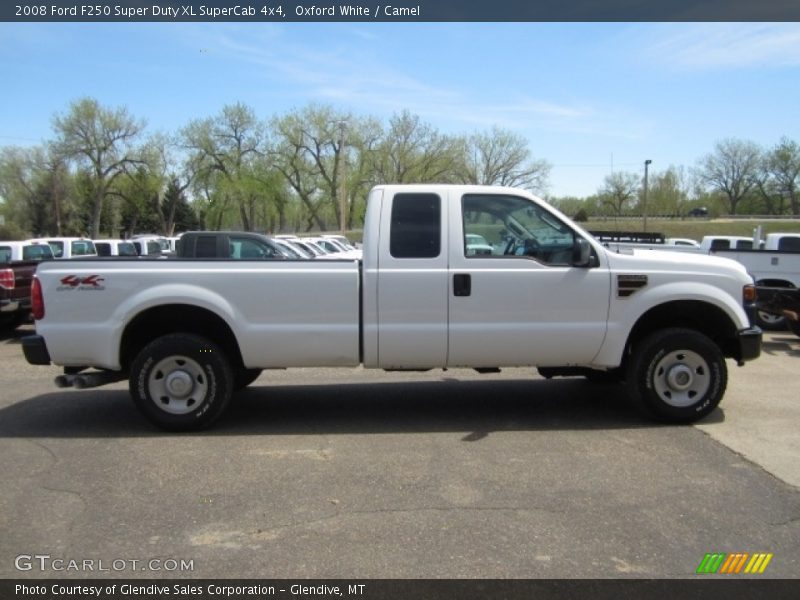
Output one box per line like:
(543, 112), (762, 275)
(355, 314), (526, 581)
(148, 355), (208, 415)
(758, 311), (784, 325)
(652, 349), (711, 407)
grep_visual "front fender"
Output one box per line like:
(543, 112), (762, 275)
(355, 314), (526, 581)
(593, 280), (749, 367)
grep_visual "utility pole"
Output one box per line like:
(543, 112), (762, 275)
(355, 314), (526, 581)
(643, 159), (652, 232)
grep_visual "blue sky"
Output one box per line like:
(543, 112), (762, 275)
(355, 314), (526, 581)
(1, 22), (799, 197)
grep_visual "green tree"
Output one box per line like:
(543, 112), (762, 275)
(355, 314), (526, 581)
(370, 110), (463, 185)
(645, 166), (691, 216)
(766, 137), (800, 215)
(52, 97), (145, 238)
(698, 138), (762, 216)
(181, 103), (268, 231)
(460, 126), (551, 193)
(599, 171), (639, 217)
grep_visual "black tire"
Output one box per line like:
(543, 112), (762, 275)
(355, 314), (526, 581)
(755, 310), (786, 331)
(626, 328), (727, 423)
(129, 333), (233, 431)
(234, 368), (262, 391)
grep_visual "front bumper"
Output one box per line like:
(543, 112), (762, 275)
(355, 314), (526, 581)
(736, 327), (762, 363)
(22, 334), (51, 365)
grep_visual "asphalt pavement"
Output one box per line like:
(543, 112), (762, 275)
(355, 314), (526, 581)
(0, 325), (797, 579)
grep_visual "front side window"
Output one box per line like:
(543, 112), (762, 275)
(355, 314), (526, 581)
(462, 194), (576, 266)
(0, 247), (10, 263)
(390, 193), (441, 259)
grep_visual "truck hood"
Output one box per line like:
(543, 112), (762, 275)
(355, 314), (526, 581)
(603, 247), (752, 283)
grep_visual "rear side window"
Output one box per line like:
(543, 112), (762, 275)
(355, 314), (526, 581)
(118, 242), (137, 256)
(194, 236), (217, 258)
(778, 237), (800, 252)
(710, 239), (730, 251)
(71, 241), (96, 256)
(25, 244), (52, 260)
(0, 247), (10, 263)
(390, 193), (441, 259)
(95, 242), (111, 256)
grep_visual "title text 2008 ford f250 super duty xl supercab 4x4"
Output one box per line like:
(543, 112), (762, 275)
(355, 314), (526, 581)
(22, 185), (762, 430)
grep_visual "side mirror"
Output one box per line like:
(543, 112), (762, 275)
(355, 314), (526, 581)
(573, 238), (593, 267)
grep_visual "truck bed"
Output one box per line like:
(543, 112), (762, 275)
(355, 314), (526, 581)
(34, 258), (361, 369)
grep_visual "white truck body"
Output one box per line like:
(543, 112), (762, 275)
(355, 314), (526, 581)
(24, 185), (761, 430)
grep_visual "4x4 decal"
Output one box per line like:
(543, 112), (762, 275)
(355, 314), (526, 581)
(58, 275), (105, 290)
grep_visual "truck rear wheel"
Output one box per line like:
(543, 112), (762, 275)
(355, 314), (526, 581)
(626, 328), (727, 423)
(130, 333), (233, 431)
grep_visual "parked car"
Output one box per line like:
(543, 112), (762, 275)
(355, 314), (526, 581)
(28, 237), (96, 259)
(687, 207), (709, 217)
(272, 238), (312, 259)
(0, 240), (54, 262)
(176, 231), (289, 260)
(309, 237), (362, 259)
(708, 232), (800, 330)
(320, 234), (357, 250)
(763, 233), (800, 252)
(465, 233), (494, 256)
(131, 235), (171, 256)
(94, 239), (138, 257)
(1, 241), (54, 329)
(291, 239), (325, 257)
(665, 238), (700, 248)
(699, 236), (760, 252)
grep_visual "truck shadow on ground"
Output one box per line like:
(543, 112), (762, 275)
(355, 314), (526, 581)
(0, 378), (724, 438)
(762, 335), (800, 358)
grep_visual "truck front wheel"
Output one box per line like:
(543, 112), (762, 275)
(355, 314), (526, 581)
(626, 328), (727, 423)
(130, 333), (233, 431)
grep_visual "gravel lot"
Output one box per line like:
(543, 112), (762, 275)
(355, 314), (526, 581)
(0, 325), (798, 579)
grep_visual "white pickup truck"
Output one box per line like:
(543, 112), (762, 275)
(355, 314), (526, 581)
(709, 233), (800, 330)
(23, 185), (761, 430)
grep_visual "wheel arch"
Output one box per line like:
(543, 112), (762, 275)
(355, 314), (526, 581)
(623, 300), (739, 367)
(120, 304), (244, 372)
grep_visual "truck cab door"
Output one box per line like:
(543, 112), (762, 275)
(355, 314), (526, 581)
(447, 191), (610, 367)
(374, 190), (449, 368)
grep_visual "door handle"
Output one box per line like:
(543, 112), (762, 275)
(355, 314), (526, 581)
(453, 273), (471, 297)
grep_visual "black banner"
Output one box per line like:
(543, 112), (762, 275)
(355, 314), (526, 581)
(2, 580), (800, 600)
(3, 0), (800, 22)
